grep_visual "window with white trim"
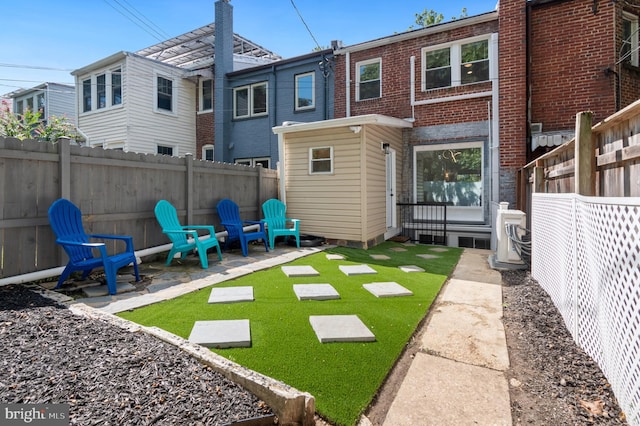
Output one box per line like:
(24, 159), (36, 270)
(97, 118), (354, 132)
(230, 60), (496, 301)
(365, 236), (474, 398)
(414, 141), (484, 222)
(295, 72), (315, 110)
(202, 144), (214, 161)
(623, 12), (639, 67)
(79, 67), (123, 113)
(97, 74), (106, 109)
(156, 75), (173, 112)
(233, 82), (268, 119)
(200, 79), (213, 111)
(234, 157), (270, 168)
(309, 146), (333, 174)
(356, 58), (381, 101)
(422, 36), (490, 90)
(112, 69), (122, 106)
(82, 78), (91, 112)
(157, 145), (174, 156)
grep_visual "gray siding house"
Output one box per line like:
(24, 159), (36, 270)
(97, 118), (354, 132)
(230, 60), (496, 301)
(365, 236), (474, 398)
(7, 82), (75, 123)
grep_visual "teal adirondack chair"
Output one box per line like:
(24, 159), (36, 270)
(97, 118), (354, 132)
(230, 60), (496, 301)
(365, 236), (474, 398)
(154, 200), (222, 268)
(262, 198), (300, 249)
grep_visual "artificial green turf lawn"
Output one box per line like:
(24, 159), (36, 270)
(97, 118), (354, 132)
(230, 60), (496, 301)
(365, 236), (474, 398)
(119, 242), (461, 426)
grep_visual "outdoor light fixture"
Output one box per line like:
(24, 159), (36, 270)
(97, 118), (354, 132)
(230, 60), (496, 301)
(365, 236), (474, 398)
(382, 143), (390, 154)
(349, 126), (362, 134)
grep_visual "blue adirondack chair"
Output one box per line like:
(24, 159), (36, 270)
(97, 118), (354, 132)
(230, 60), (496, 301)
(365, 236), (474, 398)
(48, 198), (140, 295)
(154, 200), (222, 269)
(216, 199), (268, 256)
(262, 198), (300, 249)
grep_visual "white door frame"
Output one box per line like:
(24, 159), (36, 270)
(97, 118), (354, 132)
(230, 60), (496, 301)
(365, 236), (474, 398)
(385, 148), (397, 229)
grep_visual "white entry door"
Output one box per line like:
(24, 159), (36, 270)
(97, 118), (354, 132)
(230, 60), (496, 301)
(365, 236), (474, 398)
(385, 148), (396, 229)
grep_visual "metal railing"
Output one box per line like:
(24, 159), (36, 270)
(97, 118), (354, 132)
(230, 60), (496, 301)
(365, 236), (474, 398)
(396, 203), (448, 245)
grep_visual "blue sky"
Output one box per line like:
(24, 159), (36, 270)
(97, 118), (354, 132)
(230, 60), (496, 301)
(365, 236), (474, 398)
(1, 0), (498, 95)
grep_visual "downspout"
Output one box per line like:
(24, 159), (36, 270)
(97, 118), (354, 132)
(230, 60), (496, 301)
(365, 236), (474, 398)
(345, 51), (351, 117)
(526, 0), (533, 163)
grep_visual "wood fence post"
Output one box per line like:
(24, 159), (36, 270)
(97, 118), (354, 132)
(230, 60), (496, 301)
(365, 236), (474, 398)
(575, 111), (595, 196)
(257, 164), (263, 215)
(186, 153), (193, 224)
(533, 160), (545, 193)
(58, 137), (71, 200)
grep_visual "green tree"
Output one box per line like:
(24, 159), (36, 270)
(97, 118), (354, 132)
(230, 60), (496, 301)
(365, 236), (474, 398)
(411, 7), (468, 29)
(0, 99), (75, 142)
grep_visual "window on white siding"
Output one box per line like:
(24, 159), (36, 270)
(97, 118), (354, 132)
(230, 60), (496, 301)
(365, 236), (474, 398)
(309, 146), (333, 174)
(423, 36), (490, 90)
(26, 97), (33, 112)
(235, 157), (270, 168)
(36, 93), (45, 118)
(97, 74), (106, 109)
(202, 144), (214, 161)
(623, 12), (639, 67)
(157, 145), (174, 156)
(200, 79), (213, 111)
(356, 58), (381, 101)
(112, 69), (122, 106)
(295, 72), (315, 110)
(156, 76), (173, 112)
(233, 82), (268, 118)
(16, 100), (24, 115)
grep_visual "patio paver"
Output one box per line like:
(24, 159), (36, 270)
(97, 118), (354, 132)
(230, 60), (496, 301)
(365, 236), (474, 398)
(338, 264), (377, 276)
(326, 254), (345, 260)
(208, 286), (254, 304)
(370, 254), (391, 260)
(363, 282), (413, 298)
(188, 319), (251, 348)
(399, 265), (425, 273)
(281, 265), (320, 277)
(309, 315), (376, 343)
(416, 254), (439, 260)
(293, 284), (340, 301)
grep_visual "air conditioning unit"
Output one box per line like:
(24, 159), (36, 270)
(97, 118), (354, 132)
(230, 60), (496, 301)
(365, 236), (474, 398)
(530, 122), (543, 134)
(495, 202), (526, 264)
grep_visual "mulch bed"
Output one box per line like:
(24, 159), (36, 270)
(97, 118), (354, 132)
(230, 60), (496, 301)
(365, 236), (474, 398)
(0, 285), (273, 425)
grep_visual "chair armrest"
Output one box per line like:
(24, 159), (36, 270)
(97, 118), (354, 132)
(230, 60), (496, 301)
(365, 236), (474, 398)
(88, 234), (135, 252)
(180, 225), (215, 235)
(57, 239), (105, 248)
(286, 218), (300, 230)
(244, 220), (265, 232)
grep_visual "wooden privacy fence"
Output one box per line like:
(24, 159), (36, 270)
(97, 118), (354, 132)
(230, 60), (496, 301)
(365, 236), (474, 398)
(521, 100), (640, 425)
(0, 137), (278, 279)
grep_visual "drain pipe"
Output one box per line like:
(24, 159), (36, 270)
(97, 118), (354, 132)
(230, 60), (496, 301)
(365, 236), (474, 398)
(0, 226), (261, 287)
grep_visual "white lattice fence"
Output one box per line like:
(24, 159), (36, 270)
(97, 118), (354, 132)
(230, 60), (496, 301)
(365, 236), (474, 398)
(532, 193), (640, 425)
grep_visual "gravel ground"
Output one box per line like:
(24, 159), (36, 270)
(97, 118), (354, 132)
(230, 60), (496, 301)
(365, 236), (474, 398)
(502, 269), (627, 425)
(0, 284), (273, 426)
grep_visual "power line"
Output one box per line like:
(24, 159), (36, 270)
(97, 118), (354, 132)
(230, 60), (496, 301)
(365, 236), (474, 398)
(102, 0), (168, 43)
(289, 0), (322, 51)
(0, 63), (74, 72)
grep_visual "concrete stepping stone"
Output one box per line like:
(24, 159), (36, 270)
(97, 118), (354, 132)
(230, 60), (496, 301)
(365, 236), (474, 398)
(390, 247), (408, 252)
(370, 254), (391, 260)
(281, 265), (320, 277)
(429, 247), (449, 252)
(339, 264), (377, 276)
(417, 254), (439, 260)
(293, 284), (340, 301)
(208, 286), (254, 304)
(309, 315), (376, 343)
(326, 254), (345, 260)
(188, 320), (251, 348)
(82, 282), (136, 297)
(399, 265), (425, 273)
(363, 282), (413, 298)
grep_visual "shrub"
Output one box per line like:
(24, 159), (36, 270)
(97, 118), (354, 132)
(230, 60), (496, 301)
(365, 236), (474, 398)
(0, 99), (75, 142)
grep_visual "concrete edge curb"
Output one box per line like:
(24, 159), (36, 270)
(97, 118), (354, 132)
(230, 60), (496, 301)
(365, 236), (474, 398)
(68, 303), (316, 426)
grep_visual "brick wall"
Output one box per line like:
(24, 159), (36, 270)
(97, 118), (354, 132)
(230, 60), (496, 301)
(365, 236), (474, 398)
(498, 0), (528, 206)
(196, 112), (214, 159)
(529, 1), (617, 130)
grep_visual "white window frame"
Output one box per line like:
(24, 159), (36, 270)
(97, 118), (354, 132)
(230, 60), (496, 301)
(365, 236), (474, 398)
(79, 66), (124, 115)
(355, 58), (382, 101)
(154, 73), (176, 115)
(202, 144), (214, 161)
(295, 72), (315, 111)
(309, 146), (334, 175)
(233, 82), (268, 119)
(199, 79), (213, 112)
(234, 157), (270, 168)
(623, 12), (639, 67)
(156, 143), (177, 156)
(421, 35), (491, 91)
(413, 141), (484, 222)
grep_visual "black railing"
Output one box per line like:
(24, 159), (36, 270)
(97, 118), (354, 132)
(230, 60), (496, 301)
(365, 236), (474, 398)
(396, 203), (448, 245)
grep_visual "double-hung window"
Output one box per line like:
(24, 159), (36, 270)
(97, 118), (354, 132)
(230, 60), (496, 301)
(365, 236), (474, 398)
(82, 78), (92, 112)
(295, 72), (315, 110)
(309, 147), (333, 174)
(156, 76), (173, 112)
(36, 93), (45, 118)
(200, 79), (213, 111)
(423, 36), (490, 90)
(233, 82), (268, 119)
(623, 12), (639, 67)
(356, 58), (381, 101)
(97, 74), (106, 109)
(112, 69), (122, 106)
